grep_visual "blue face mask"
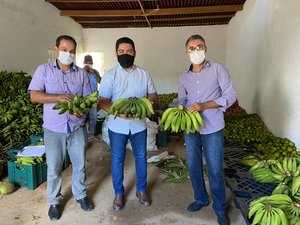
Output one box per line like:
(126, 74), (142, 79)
(117, 54), (134, 68)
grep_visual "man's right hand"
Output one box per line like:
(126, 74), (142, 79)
(58, 93), (74, 102)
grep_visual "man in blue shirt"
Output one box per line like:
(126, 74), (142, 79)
(99, 37), (158, 211)
(83, 55), (101, 140)
(179, 34), (236, 225)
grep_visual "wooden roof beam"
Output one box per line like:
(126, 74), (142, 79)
(76, 14), (235, 24)
(60, 5), (243, 17)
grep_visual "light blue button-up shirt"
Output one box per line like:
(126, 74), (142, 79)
(99, 64), (157, 135)
(178, 60), (236, 134)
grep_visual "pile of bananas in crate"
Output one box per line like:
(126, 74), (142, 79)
(248, 156), (300, 225)
(159, 104), (204, 133)
(108, 97), (154, 119)
(15, 156), (44, 166)
(53, 91), (98, 115)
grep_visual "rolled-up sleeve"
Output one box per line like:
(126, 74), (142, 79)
(214, 65), (237, 111)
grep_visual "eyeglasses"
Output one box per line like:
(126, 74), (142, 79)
(187, 45), (205, 53)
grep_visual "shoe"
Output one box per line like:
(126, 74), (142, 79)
(187, 201), (209, 212)
(217, 214), (229, 225)
(112, 195), (124, 211)
(48, 204), (61, 220)
(136, 191), (151, 206)
(76, 197), (94, 211)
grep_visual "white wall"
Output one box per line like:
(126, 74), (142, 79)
(0, 0), (83, 75)
(83, 26), (228, 94)
(226, 0), (300, 148)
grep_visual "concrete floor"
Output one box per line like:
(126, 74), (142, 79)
(0, 134), (247, 225)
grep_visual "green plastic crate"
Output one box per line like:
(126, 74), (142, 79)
(6, 134), (44, 161)
(157, 130), (168, 147)
(7, 133), (71, 170)
(8, 160), (47, 190)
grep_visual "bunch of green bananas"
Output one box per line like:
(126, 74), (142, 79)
(15, 156), (44, 166)
(292, 176), (300, 201)
(159, 105), (204, 133)
(108, 97), (154, 119)
(53, 91), (98, 115)
(239, 155), (259, 167)
(248, 194), (292, 225)
(268, 157), (300, 182)
(249, 160), (279, 183)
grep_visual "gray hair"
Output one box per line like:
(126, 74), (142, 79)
(185, 34), (206, 48)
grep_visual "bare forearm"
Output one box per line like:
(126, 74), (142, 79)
(188, 101), (221, 113)
(98, 97), (111, 112)
(30, 90), (73, 104)
(148, 93), (158, 104)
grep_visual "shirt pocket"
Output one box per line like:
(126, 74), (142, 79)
(135, 80), (147, 97)
(45, 79), (60, 94)
(70, 81), (82, 95)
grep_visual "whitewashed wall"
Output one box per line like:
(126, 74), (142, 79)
(0, 0), (83, 75)
(226, 0), (300, 148)
(83, 26), (228, 94)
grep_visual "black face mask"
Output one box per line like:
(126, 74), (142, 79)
(117, 54), (135, 69)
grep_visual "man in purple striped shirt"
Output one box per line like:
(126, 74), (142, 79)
(178, 34), (236, 225)
(28, 35), (94, 220)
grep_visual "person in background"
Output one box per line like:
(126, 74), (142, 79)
(28, 35), (94, 221)
(178, 34), (237, 225)
(98, 37), (158, 211)
(83, 55), (101, 140)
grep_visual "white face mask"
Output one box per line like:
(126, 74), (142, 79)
(84, 64), (92, 68)
(58, 51), (75, 65)
(189, 50), (206, 65)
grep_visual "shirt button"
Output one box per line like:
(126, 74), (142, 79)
(197, 91), (200, 93)
(197, 81), (199, 84)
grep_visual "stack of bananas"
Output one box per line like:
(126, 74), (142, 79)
(15, 156), (44, 166)
(249, 157), (300, 184)
(108, 97), (154, 119)
(248, 194), (292, 225)
(53, 91), (98, 115)
(249, 160), (279, 183)
(159, 105), (204, 133)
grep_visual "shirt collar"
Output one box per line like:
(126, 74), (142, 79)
(53, 60), (77, 72)
(188, 60), (210, 72)
(118, 63), (136, 73)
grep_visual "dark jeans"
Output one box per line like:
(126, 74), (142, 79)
(108, 129), (147, 195)
(184, 129), (227, 215)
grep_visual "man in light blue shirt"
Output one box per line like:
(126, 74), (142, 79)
(99, 37), (158, 211)
(178, 34), (236, 225)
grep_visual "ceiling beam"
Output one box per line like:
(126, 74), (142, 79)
(45, 0), (149, 2)
(76, 14), (235, 24)
(60, 5), (243, 17)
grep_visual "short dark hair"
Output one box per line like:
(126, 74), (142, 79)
(84, 55), (93, 63)
(115, 37), (135, 52)
(185, 34), (206, 48)
(56, 35), (77, 48)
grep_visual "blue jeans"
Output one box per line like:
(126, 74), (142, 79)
(108, 129), (147, 195)
(87, 107), (97, 138)
(44, 128), (87, 205)
(184, 130), (227, 215)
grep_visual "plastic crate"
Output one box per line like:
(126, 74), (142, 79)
(8, 160), (47, 190)
(6, 134), (44, 161)
(7, 133), (71, 171)
(156, 130), (168, 147)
